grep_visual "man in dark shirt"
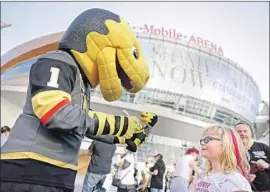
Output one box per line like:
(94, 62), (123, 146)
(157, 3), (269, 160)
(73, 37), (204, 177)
(149, 154), (166, 192)
(235, 122), (270, 192)
(82, 136), (117, 192)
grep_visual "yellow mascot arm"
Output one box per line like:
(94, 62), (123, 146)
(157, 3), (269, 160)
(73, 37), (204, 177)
(85, 111), (142, 143)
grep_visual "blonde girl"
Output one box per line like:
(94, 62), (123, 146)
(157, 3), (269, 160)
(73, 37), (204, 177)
(194, 125), (252, 192)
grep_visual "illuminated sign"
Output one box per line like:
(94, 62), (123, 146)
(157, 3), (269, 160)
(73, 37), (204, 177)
(129, 24), (224, 55)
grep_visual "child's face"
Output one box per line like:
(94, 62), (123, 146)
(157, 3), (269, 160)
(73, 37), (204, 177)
(200, 131), (222, 160)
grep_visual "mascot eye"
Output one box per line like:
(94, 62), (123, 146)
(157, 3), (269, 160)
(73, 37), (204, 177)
(132, 46), (139, 59)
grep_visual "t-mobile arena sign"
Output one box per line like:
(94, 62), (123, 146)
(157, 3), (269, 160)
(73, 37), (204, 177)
(130, 24), (224, 55)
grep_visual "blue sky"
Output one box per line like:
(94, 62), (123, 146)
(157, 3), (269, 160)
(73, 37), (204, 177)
(1, 2), (269, 103)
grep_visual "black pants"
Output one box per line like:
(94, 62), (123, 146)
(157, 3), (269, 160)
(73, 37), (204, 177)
(0, 182), (73, 192)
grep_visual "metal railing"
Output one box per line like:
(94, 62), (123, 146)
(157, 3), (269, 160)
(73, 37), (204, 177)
(90, 88), (250, 129)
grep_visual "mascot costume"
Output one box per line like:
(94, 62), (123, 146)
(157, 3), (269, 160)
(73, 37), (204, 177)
(1, 8), (158, 192)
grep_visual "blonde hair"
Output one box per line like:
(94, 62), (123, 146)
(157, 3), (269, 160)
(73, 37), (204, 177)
(202, 125), (250, 176)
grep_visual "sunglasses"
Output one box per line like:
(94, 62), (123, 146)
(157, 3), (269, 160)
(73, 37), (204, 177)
(200, 136), (221, 145)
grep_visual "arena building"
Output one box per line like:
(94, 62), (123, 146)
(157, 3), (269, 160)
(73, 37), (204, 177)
(1, 25), (265, 165)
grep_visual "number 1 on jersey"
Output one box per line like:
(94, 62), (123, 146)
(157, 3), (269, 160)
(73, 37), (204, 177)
(47, 67), (60, 88)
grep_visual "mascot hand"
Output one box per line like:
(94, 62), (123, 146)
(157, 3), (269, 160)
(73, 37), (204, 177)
(113, 117), (143, 144)
(113, 120), (145, 150)
(124, 116), (143, 140)
(140, 112), (158, 127)
(125, 130), (146, 152)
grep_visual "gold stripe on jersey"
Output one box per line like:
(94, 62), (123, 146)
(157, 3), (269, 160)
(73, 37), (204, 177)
(32, 90), (71, 122)
(1, 152), (77, 171)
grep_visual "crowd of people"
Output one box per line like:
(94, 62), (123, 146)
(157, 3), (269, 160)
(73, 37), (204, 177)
(77, 122), (269, 192)
(1, 112), (269, 192)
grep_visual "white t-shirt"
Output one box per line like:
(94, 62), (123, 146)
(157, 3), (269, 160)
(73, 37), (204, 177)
(195, 171), (252, 192)
(174, 155), (194, 181)
(116, 153), (136, 185)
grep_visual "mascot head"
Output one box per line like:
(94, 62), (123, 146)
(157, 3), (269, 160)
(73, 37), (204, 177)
(58, 8), (149, 102)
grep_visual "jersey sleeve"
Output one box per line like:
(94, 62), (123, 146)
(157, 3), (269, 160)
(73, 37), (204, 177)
(29, 57), (138, 138)
(30, 57), (81, 127)
(30, 57), (98, 134)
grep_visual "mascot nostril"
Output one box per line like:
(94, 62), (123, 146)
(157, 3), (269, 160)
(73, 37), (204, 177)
(58, 8), (149, 102)
(132, 46), (139, 59)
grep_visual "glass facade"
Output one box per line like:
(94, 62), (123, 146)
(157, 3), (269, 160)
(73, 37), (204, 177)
(137, 37), (261, 122)
(1, 35), (261, 164)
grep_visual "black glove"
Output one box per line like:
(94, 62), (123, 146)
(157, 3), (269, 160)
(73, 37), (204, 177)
(125, 131), (147, 152)
(113, 118), (144, 146)
(115, 112), (158, 152)
(113, 131), (145, 152)
(125, 112), (159, 152)
(140, 112), (158, 127)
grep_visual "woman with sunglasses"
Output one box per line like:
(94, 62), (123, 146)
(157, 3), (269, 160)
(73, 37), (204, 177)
(170, 147), (201, 192)
(193, 125), (252, 192)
